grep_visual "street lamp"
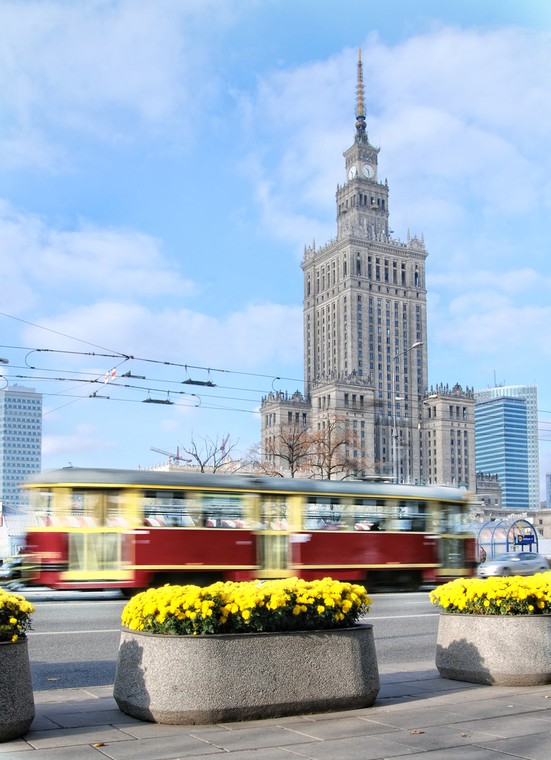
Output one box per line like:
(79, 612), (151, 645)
(391, 342), (423, 483)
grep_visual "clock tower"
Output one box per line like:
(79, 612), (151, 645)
(338, 50), (389, 242)
(263, 49), (431, 484)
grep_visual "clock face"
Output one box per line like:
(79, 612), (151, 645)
(348, 165), (357, 180)
(363, 163), (374, 178)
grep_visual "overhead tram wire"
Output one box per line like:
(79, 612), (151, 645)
(1, 345), (304, 414)
(0, 312), (131, 356)
(5, 372), (273, 406)
(0, 314), (302, 386)
(9, 366), (274, 412)
(0, 320), (302, 392)
(22, 346), (302, 383)
(37, 390), (261, 415)
(0, 314), (304, 416)
(1, 362), (282, 396)
(0, 343), (302, 387)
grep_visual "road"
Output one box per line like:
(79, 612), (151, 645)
(21, 589), (440, 691)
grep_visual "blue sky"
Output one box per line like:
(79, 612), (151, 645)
(1, 0), (550, 486)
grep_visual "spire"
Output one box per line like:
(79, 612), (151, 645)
(355, 48), (367, 143)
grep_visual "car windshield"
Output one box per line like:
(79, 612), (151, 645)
(492, 553), (522, 561)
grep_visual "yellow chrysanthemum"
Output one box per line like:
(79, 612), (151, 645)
(120, 576), (371, 635)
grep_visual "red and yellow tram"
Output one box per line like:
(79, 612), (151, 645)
(20, 467), (476, 592)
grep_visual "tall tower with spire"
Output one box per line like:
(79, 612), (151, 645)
(262, 50), (469, 484)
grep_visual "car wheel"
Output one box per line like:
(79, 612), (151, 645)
(499, 567), (510, 576)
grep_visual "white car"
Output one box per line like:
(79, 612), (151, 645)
(0, 557), (23, 583)
(477, 551), (550, 578)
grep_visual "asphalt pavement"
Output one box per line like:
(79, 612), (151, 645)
(1, 661), (551, 759)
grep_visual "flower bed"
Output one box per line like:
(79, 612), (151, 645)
(0, 588), (34, 642)
(115, 578), (380, 723)
(0, 589), (35, 741)
(429, 572), (551, 615)
(121, 576), (372, 635)
(430, 573), (551, 685)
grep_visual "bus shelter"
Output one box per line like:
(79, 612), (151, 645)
(467, 518), (538, 562)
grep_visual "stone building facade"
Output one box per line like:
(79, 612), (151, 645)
(422, 384), (476, 488)
(261, 51), (475, 488)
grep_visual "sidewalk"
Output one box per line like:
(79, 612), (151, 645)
(1, 662), (551, 759)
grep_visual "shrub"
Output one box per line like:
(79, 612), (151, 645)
(430, 572), (551, 615)
(122, 577), (371, 635)
(0, 589), (34, 642)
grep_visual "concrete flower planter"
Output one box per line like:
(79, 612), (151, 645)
(436, 613), (551, 686)
(114, 624), (380, 724)
(0, 640), (35, 742)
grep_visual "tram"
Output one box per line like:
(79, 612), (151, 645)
(20, 467), (476, 593)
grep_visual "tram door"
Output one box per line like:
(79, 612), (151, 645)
(256, 496), (291, 579)
(64, 490), (131, 583)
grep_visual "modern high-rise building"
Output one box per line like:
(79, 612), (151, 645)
(475, 385), (539, 510)
(262, 50), (472, 484)
(0, 384), (42, 510)
(475, 395), (529, 511)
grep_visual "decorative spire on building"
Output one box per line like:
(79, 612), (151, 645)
(355, 48), (368, 143)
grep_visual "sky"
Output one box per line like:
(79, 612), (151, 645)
(0, 0), (550, 488)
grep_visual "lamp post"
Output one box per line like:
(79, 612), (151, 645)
(391, 342), (423, 483)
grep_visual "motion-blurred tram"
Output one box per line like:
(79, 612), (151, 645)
(20, 467), (476, 593)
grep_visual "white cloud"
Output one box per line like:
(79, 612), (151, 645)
(436, 304), (551, 355)
(431, 268), (548, 294)
(41, 423), (114, 459)
(0, 197), (302, 375)
(242, 26), (551, 249)
(18, 299), (303, 372)
(0, 201), (196, 313)
(0, 0), (240, 164)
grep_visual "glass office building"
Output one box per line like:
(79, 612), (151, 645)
(475, 385), (539, 510)
(475, 395), (529, 511)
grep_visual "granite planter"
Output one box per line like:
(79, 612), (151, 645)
(114, 624), (380, 724)
(436, 613), (551, 686)
(0, 639), (35, 742)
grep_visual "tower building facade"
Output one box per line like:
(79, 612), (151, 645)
(422, 384), (476, 488)
(475, 395), (529, 511)
(262, 51), (429, 481)
(0, 384), (42, 509)
(475, 385), (539, 510)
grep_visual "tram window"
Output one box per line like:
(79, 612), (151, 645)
(260, 497), (288, 530)
(439, 503), (464, 533)
(28, 490), (54, 526)
(104, 492), (132, 527)
(353, 499), (428, 531)
(202, 494), (246, 528)
(396, 500), (428, 531)
(353, 498), (388, 530)
(74, 490), (127, 528)
(304, 497), (344, 530)
(143, 491), (198, 527)
(62, 490), (99, 527)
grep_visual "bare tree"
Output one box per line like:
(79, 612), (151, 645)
(263, 426), (311, 477)
(232, 442), (283, 477)
(308, 416), (359, 480)
(180, 434), (238, 473)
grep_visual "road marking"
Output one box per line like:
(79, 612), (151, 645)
(28, 612), (439, 635)
(29, 629), (121, 636)
(364, 613), (439, 620)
